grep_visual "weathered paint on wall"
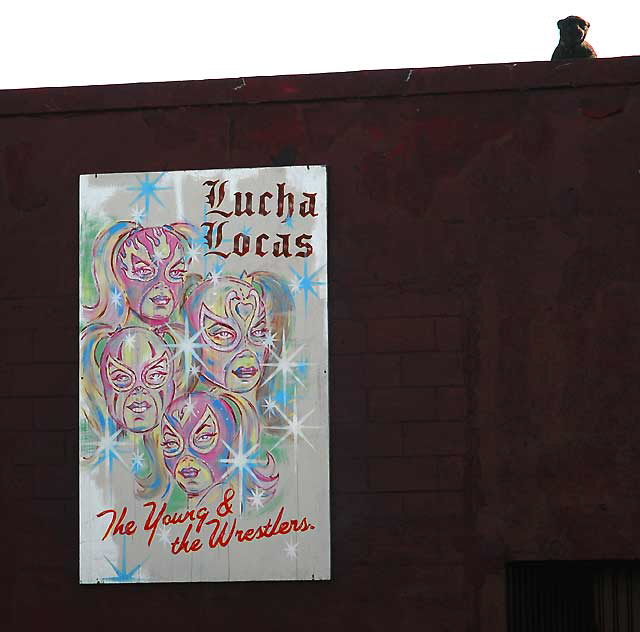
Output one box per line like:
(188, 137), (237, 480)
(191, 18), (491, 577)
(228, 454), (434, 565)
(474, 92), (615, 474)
(1, 56), (640, 629)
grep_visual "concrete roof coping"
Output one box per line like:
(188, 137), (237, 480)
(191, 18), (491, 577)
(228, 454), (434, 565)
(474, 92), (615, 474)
(0, 56), (638, 117)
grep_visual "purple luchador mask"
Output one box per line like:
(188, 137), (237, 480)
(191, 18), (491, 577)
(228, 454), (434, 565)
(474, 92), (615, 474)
(161, 393), (237, 498)
(184, 277), (270, 393)
(115, 226), (187, 326)
(100, 327), (175, 433)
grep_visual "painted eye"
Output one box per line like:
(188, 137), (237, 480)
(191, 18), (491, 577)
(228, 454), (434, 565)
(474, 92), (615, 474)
(251, 328), (267, 338)
(146, 370), (167, 386)
(193, 431), (217, 451)
(111, 372), (132, 388)
(169, 267), (186, 280)
(161, 437), (181, 455)
(134, 266), (154, 279)
(206, 326), (236, 345)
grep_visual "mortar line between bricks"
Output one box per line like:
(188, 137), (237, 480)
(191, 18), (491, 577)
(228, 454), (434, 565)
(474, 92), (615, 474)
(0, 295), (77, 301)
(333, 490), (465, 500)
(0, 395), (78, 400)
(366, 420), (462, 424)
(335, 350), (462, 355)
(360, 316), (464, 322)
(364, 487), (464, 493)
(396, 489), (466, 495)
(4, 361), (78, 366)
(367, 381), (465, 387)
(398, 452), (468, 457)
(333, 312), (465, 318)
(339, 419), (466, 423)
(339, 560), (466, 568)
(9, 429), (68, 433)
(333, 490), (407, 496)
(366, 456), (465, 461)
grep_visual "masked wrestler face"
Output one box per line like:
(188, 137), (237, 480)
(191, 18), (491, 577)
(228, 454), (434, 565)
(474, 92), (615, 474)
(161, 393), (237, 497)
(115, 227), (187, 326)
(186, 278), (270, 393)
(100, 327), (175, 433)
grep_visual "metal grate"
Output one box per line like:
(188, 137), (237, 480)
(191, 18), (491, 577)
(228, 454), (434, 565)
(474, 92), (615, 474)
(507, 562), (640, 632)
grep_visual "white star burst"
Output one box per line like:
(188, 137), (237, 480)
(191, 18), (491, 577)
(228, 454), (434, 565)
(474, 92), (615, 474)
(289, 279), (301, 295)
(261, 330), (278, 350)
(182, 395), (196, 419)
(94, 427), (129, 474)
(248, 488), (267, 510)
(284, 539), (299, 560)
(157, 525), (173, 547)
(123, 332), (136, 351)
(166, 318), (207, 375)
(219, 426), (262, 512)
(131, 206), (145, 224)
(262, 333), (309, 394)
(152, 251), (165, 264)
(262, 397), (278, 417)
(110, 288), (123, 309)
(271, 390), (320, 472)
(131, 450), (144, 473)
(186, 243), (203, 264)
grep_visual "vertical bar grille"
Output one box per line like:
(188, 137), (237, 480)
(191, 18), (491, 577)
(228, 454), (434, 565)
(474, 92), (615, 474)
(507, 562), (640, 632)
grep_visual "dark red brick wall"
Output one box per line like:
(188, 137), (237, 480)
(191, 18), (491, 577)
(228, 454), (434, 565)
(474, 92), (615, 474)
(1, 57), (639, 631)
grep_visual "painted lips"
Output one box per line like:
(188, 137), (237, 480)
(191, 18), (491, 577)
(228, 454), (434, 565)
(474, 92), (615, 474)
(151, 295), (171, 306)
(179, 467), (199, 479)
(128, 401), (151, 414)
(232, 366), (258, 379)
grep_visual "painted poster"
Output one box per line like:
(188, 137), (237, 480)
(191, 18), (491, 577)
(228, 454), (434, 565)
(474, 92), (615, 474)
(79, 166), (329, 583)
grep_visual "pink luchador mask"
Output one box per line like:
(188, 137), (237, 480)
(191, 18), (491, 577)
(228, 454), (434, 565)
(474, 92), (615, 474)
(185, 277), (270, 394)
(161, 393), (237, 498)
(115, 226), (187, 326)
(100, 327), (175, 433)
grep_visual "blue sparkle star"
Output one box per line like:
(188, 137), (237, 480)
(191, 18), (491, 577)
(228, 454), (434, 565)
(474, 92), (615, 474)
(289, 260), (326, 314)
(127, 173), (172, 220)
(102, 537), (145, 583)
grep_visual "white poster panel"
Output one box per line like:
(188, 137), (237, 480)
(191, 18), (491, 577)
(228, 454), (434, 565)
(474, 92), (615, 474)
(79, 166), (329, 583)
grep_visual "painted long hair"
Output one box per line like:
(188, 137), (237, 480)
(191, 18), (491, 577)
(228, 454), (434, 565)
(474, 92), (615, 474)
(81, 220), (200, 327)
(225, 391), (280, 511)
(207, 391), (279, 512)
(248, 271), (296, 410)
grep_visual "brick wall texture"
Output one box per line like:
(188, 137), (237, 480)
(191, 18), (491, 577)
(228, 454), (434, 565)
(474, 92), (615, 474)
(1, 57), (639, 631)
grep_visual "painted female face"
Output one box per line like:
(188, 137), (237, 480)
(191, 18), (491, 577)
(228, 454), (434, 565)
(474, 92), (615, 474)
(185, 277), (270, 393)
(161, 393), (237, 497)
(100, 327), (175, 433)
(115, 227), (187, 326)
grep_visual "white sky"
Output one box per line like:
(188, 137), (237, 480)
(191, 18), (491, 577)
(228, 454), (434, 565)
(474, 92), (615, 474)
(1, 0), (638, 90)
